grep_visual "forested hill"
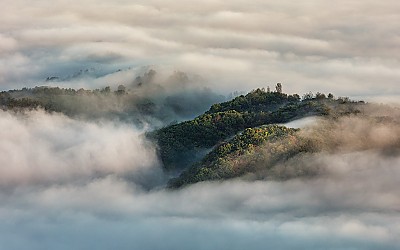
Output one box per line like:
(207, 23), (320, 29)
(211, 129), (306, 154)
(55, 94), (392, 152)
(151, 87), (364, 175)
(1, 82), (366, 188)
(206, 87), (300, 113)
(0, 84), (224, 125)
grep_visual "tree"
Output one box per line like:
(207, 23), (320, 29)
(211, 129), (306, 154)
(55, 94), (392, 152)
(302, 92), (314, 100)
(288, 94), (300, 102)
(315, 92), (326, 100)
(338, 97), (350, 103)
(116, 85), (126, 95)
(276, 83), (282, 93)
(101, 86), (111, 95)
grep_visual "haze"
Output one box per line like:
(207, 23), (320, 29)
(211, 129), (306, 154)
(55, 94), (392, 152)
(1, 0), (400, 100)
(1, 1), (400, 249)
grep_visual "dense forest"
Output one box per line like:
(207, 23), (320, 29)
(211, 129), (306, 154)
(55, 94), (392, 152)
(151, 86), (364, 174)
(168, 125), (308, 188)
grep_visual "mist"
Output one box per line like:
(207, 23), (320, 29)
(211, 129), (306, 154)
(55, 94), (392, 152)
(1, 0), (400, 99)
(2, 68), (226, 128)
(0, 110), (163, 189)
(1, 104), (400, 249)
(1, 0), (400, 248)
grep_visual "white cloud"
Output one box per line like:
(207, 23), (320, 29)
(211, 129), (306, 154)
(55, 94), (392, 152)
(1, 1), (400, 248)
(1, 110), (400, 249)
(0, 0), (400, 97)
(0, 110), (161, 187)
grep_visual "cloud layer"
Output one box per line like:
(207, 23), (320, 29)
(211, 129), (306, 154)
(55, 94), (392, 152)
(1, 1), (400, 249)
(1, 0), (400, 98)
(1, 107), (400, 249)
(0, 110), (162, 188)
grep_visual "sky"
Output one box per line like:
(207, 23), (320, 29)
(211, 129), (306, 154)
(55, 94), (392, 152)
(1, 0), (400, 100)
(1, 1), (400, 249)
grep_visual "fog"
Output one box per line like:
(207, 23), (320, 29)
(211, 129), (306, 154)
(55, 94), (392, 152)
(1, 106), (400, 249)
(1, 0), (400, 99)
(0, 110), (163, 188)
(283, 116), (320, 129)
(1, 0), (400, 248)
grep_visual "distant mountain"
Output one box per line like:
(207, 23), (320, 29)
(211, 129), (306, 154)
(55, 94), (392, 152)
(0, 70), (225, 126)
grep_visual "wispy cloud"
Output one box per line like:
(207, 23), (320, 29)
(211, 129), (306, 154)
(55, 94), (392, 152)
(1, 0), (400, 98)
(1, 107), (400, 249)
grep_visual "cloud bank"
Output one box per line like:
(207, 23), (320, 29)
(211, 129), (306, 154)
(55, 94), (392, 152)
(1, 0), (400, 99)
(0, 110), (162, 188)
(1, 106), (400, 249)
(1, 1), (400, 248)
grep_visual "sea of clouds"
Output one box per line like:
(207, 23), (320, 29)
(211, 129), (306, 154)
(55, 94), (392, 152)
(1, 107), (400, 249)
(1, 0), (400, 248)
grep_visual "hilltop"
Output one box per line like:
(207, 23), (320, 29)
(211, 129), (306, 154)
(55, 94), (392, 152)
(150, 86), (365, 187)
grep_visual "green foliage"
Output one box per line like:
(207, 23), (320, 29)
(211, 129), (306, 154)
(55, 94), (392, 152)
(168, 125), (305, 188)
(150, 87), (367, 188)
(207, 88), (300, 114)
(1, 97), (42, 110)
(152, 88), (357, 170)
(0, 86), (136, 118)
(151, 110), (248, 169)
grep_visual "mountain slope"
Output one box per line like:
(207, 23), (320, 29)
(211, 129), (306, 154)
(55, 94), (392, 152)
(168, 125), (311, 188)
(152, 88), (363, 171)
